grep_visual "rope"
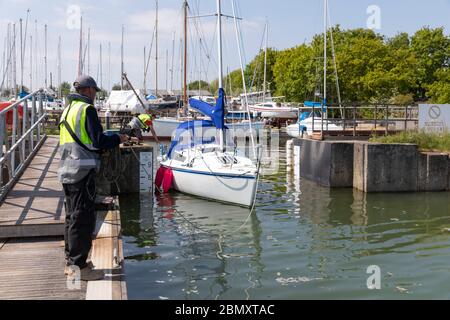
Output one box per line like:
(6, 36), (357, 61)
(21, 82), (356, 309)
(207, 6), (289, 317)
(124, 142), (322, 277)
(100, 146), (123, 193)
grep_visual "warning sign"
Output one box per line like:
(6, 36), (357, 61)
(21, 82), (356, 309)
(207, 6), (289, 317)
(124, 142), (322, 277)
(419, 104), (450, 133)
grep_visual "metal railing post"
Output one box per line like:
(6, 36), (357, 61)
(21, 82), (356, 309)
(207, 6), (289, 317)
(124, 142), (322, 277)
(11, 104), (18, 174)
(312, 104), (315, 136)
(22, 99), (28, 162)
(404, 105), (408, 131)
(374, 104), (377, 130)
(31, 94), (36, 151)
(38, 92), (43, 142)
(0, 114), (4, 188)
(385, 104), (389, 136)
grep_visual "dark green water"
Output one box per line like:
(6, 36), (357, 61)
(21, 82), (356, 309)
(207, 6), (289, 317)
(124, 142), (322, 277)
(120, 139), (450, 300)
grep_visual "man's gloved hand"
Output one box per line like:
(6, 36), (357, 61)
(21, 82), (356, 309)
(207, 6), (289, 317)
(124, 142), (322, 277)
(119, 134), (129, 144)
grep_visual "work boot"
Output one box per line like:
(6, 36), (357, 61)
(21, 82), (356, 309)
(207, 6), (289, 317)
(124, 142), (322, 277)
(66, 263), (104, 281)
(64, 261), (94, 275)
(79, 265), (105, 281)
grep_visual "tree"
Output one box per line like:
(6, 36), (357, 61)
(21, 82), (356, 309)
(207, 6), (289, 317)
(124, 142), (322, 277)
(244, 48), (278, 93)
(426, 68), (450, 103)
(411, 27), (450, 99)
(273, 44), (315, 102)
(112, 83), (131, 91)
(59, 82), (71, 97)
(193, 26), (450, 105)
(187, 80), (209, 91)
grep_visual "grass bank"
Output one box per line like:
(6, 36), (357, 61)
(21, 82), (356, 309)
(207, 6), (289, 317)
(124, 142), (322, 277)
(370, 131), (450, 153)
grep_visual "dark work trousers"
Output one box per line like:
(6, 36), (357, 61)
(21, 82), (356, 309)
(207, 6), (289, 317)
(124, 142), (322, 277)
(63, 170), (96, 269)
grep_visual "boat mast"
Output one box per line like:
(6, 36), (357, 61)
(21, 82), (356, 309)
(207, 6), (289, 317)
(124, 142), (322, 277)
(216, 0), (224, 150)
(327, 6), (343, 119)
(13, 24), (17, 98)
(170, 32), (175, 92)
(231, 0), (256, 157)
(34, 20), (37, 88)
(321, 0), (327, 136)
(143, 46), (147, 94)
(263, 20), (268, 101)
(155, 0), (158, 97)
(20, 19), (23, 93)
(121, 25), (124, 89)
(78, 17), (83, 77)
(108, 42), (111, 92)
(87, 27), (91, 75)
(44, 24), (47, 89)
(183, 0), (188, 110)
(29, 35), (32, 91)
(166, 49), (168, 91)
(100, 43), (103, 90)
(58, 36), (61, 98)
(323, 0), (327, 109)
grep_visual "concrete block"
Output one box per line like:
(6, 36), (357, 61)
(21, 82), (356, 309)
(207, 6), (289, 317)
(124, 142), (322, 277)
(353, 142), (418, 192)
(296, 139), (354, 187)
(418, 152), (449, 191)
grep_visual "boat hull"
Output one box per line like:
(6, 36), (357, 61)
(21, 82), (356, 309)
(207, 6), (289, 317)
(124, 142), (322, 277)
(249, 105), (298, 119)
(286, 120), (344, 138)
(164, 166), (257, 207)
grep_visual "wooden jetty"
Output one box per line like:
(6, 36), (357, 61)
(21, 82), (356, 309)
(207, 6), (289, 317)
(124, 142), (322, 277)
(0, 136), (127, 300)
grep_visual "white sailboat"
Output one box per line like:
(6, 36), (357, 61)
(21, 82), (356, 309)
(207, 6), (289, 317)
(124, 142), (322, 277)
(249, 101), (298, 119)
(286, 0), (343, 138)
(286, 104), (343, 138)
(157, 0), (259, 207)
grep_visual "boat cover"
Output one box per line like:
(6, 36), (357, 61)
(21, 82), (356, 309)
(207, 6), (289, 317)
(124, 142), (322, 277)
(189, 88), (225, 130)
(105, 90), (148, 113)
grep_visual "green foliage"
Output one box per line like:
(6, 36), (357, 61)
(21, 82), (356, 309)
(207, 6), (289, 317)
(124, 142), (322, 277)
(273, 44), (315, 102)
(370, 131), (450, 152)
(216, 26), (450, 105)
(411, 27), (450, 99)
(111, 83), (132, 91)
(59, 81), (72, 97)
(244, 48), (278, 92)
(426, 68), (450, 103)
(187, 80), (209, 91)
(390, 94), (415, 105)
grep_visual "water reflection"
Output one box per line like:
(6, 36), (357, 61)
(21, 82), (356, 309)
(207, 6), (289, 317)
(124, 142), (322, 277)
(121, 191), (264, 299)
(121, 139), (450, 299)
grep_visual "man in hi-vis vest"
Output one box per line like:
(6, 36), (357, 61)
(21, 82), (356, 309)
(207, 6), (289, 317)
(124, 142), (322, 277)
(58, 75), (127, 281)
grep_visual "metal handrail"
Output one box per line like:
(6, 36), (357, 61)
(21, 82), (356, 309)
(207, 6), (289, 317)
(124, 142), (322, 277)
(0, 89), (48, 203)
(295, 103), (419, 136)
(0, 114), (47, 165)
(0, 89), (43, 116)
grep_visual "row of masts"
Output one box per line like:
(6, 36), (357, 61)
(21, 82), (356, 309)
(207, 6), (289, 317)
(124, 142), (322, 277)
(1, 1), (248, 102)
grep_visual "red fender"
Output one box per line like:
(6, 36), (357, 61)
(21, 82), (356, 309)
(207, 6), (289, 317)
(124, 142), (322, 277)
(162, 168), (174, 193)
(155, 167), (166, 192)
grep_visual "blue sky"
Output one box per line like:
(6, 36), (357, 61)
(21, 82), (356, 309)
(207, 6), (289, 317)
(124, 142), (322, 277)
(1, 0), (450, 92)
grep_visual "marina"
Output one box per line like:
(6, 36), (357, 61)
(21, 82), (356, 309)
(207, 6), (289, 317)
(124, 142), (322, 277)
(1, 0), (450, 305)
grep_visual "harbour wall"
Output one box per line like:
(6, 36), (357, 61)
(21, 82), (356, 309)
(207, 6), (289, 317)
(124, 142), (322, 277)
(293, 139), (450, 193)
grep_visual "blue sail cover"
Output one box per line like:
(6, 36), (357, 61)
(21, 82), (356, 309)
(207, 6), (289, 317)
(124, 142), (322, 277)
(167, 120), (217, 159)
(304, 101), (323, 107)
(189, 88), (225, 130)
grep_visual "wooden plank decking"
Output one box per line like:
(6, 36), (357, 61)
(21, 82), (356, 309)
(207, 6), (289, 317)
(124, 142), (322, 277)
(0, 237), (87, 300)
(0, 136), (65, 238)
(0, 206), (127, 300)
(0, 137), (127, 300)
